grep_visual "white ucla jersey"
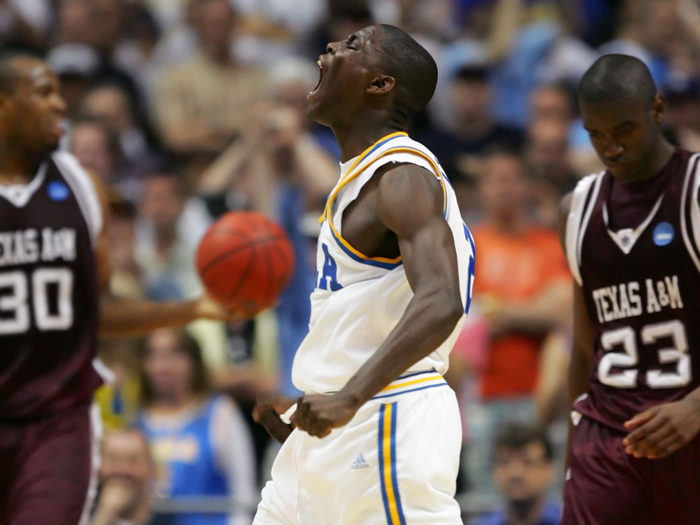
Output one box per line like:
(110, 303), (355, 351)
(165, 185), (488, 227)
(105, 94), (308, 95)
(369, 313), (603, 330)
(292, 132), (476, 394)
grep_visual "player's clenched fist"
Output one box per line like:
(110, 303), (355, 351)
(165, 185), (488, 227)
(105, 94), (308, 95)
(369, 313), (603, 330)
(292, 393), (361, 438)
(623, 396), (700, 459)
(253, 395), (296, 444)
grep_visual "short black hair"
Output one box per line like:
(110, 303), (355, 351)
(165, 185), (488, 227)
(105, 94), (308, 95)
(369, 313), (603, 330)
(377, 24), (438, 125)
(578, 54), (657, 108)
(0, 52), (40, 96)
(494, 423), (554, 462)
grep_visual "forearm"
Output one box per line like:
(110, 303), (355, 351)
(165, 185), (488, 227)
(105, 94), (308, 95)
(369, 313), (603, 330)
(89, 506), (117, 525)
(99, 296), (199, 338)
(495, 283), (572, 335)
(339, 290), (463, 406)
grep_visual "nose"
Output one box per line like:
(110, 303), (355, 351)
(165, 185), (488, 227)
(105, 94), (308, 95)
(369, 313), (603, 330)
(326, 41), (338, 55)
(603, 142), (624, 161)
(51, 93), (68, 116)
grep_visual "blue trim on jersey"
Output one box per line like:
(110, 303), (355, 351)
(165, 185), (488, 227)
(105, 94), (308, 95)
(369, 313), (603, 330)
(463, 224), (476, 314)
(373, 382), (448, 400)
(395, 369), (437, 380)
(328, 223), (403, 270)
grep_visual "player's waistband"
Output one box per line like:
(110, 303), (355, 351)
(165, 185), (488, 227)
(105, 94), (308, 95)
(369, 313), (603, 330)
(372, 369), (447, 400)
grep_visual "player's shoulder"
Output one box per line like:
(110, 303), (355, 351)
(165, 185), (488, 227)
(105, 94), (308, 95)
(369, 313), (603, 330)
(50, 150), (104, 241)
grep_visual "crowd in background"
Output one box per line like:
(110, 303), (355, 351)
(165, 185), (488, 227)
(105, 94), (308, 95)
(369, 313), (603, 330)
(4, 0), (700, 523)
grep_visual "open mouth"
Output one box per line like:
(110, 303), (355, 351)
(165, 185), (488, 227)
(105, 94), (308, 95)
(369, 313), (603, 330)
(310, 59), (324, 95)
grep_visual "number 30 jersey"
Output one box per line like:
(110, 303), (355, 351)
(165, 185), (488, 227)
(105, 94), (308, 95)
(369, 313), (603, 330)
(567, 148), (700, 432)
(292, 133), (476, 395)
(0, 152), (104, 420)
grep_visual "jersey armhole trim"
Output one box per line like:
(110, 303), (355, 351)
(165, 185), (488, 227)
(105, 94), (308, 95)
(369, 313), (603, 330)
(680, 152), (700, 273)
(565, 172), (603, 286)
(322, 147), (447, 268)
(52, 152), (103, 245)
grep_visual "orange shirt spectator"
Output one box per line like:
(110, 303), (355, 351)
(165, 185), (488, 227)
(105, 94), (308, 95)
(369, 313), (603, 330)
(473, 224), (570, 399)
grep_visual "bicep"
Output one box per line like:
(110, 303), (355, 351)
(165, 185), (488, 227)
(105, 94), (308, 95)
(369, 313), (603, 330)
(377, 166), (460, 296)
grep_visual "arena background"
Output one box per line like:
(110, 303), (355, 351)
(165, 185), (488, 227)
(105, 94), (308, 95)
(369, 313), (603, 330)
(3, 0), (699, 522)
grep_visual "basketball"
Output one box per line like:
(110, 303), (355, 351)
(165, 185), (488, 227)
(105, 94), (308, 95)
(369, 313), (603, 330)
(196, 211), (295, 314)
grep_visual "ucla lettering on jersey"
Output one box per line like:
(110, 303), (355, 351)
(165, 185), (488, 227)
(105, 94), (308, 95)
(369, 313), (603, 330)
(292, 132), (476, 394)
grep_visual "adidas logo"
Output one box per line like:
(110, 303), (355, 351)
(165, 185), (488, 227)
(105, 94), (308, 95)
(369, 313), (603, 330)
(352, 454), (369, 469)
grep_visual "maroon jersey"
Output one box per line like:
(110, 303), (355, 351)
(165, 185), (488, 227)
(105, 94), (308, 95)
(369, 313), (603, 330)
(566, 148), (700, 432)
(0, 152), (104, 421)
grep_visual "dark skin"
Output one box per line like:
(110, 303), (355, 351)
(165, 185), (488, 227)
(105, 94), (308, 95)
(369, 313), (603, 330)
(254, 25), (464, 441)
(0, 58), (240, 338)
(559, 92), (700, 464)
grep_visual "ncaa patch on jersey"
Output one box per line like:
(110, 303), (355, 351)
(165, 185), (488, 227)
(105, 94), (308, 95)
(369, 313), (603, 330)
(653, 222), (674, 246)
(47, 181), (70, 201)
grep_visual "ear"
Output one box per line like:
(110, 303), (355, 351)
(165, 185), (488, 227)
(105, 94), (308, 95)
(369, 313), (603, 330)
(651, 94), (665, 124)
(366, 75), (395, 96)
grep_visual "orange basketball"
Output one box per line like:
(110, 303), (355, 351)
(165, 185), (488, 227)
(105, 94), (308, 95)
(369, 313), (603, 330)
(196, 211), (295, 314)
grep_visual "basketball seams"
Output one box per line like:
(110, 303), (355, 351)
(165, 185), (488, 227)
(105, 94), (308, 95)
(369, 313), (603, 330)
(226, 240), (259, 304)
(258, 235), (274, 307)
(197, 211), (293, 312)
(198, 233), (284, 275)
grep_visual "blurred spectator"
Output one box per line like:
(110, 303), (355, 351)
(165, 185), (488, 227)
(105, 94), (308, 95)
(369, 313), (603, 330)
(135, 173), (208, 300)
(599, 0), (680, 88)
(525, 118), (579, 226)
(54, 0), (144, 112)
(471, 423), (561, 525)
(418, 64), (525, 178)
(232, 0), (327, 64)
(136, 328), (257, 525)
(464, 150), (571, 495)
(152, 0), (268, 157)
(665, 74), (700, 152)
(81, 84), (163, 180)
(91, 429), (154, 525)
(47, 43), (101, 118)
(70, 117), (123, 184)
(0, 0), (44, 51)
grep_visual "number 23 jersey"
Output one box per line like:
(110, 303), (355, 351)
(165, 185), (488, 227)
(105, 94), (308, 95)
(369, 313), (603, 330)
(0, 152), (104, 420)
(567, 148), (700, 431)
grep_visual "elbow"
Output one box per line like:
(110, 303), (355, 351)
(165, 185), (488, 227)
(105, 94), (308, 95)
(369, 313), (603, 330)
(434, 288), (465, 332)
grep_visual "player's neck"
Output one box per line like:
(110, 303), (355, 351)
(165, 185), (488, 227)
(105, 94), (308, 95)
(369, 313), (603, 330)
(331, 115), (404, 163)
(626, 139), (675, 183)
(0, 148), (44, 186)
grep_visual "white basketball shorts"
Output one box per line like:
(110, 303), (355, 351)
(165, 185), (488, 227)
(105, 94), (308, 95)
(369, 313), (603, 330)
(253, 371), (463, 524)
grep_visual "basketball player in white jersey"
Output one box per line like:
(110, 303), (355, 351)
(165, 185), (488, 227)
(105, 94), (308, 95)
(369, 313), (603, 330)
(253, 25), (476, 524)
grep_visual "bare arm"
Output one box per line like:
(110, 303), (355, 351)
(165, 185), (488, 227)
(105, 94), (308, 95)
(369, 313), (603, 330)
(490, 281), (572, 336)
(292, 164), (464, 437)
(87, 172), (234, 339)
(559, 193), (595, 470)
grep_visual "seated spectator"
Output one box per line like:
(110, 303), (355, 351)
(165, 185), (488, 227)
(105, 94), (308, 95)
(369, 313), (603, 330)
(471, 423), (561, 525)
(152, 0), (268, 157)
(417, 64), (525, 177)
(90, 429), (154, 525)
(136, 328), (257, 525)
(464, 150), (571, 496)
